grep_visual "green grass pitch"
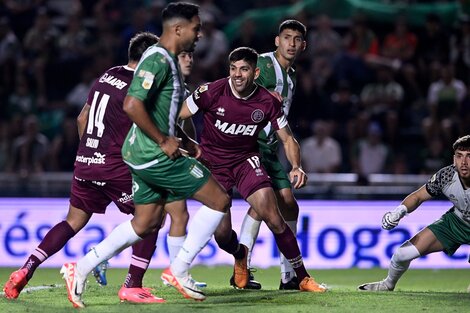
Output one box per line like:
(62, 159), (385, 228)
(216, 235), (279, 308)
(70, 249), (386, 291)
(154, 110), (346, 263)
(0, 266), (469, 313)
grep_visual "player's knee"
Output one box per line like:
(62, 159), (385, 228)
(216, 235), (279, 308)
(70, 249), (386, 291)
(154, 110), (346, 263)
(392, 240), (420, 263)
(264, 214), (285, 233)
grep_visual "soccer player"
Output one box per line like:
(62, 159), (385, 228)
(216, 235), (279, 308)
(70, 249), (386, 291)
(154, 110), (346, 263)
(358, 135), (470, 292)
(235, 19), (307, 290)
(61, 2), (230, 307)
(178, 46), (326, 293)
(2, 32), (163, 303)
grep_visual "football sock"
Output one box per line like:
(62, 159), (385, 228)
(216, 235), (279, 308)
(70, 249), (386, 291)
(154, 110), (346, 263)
(239, 213), (261, 268)
(167, 235), (186, 262)
(124, 231), (158, 288)
(171, 205), (224, 276)
(273, 225), (308, 281)
(280, 220), (297, 283)
(77, 220), (142, 277)
(23, 221), (76, 280)
(385, 241), (420, 289)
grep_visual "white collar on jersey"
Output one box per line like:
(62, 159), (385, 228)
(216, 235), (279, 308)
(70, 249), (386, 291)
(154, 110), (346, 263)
(228, 77), (258, 100)
(123, 65), (135, 71)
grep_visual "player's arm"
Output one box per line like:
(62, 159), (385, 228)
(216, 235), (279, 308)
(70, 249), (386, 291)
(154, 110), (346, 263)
(177, 99), (201, 158)
(382, 185), (432, 230)
(77, 103), (90, 140)
(123, 95), (181, 159)
(275, 124), (307, 189)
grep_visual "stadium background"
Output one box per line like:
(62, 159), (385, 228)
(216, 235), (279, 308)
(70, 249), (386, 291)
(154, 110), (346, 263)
(0, 0), (469, 269)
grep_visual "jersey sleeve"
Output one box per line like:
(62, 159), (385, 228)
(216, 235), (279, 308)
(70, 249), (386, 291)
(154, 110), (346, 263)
(425, 165), (455, 197)
(268, 96), (288, 131)
(256, 55), (275, 90)
(127, 54), (168, 101)
(187, 83), (212, 113)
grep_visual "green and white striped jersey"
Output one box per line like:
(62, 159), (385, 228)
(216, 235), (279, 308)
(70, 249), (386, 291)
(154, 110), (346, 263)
(256, 52), (296, 151)
(122, 44), (186, 167)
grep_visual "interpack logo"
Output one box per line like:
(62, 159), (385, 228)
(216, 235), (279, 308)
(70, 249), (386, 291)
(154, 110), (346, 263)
(0, 198), (468, 268)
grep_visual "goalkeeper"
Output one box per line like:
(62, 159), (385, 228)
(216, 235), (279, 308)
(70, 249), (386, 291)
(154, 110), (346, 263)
(358, 135), (470, 291)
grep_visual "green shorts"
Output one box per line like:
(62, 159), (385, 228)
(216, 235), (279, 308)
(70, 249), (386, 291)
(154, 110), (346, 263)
(427, 208), (470, 256)
(128, 155), (210, 205)
(260, 148), (291, 190)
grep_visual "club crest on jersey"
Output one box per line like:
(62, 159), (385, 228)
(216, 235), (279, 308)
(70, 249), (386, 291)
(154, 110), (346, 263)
(251, 109), (264, 123)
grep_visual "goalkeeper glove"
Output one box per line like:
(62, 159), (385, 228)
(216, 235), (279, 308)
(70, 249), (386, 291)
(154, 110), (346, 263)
(382, 205), (407, 230)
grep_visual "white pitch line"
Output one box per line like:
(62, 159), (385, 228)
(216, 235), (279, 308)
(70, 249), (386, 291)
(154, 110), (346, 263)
(0, 284), (63, 296)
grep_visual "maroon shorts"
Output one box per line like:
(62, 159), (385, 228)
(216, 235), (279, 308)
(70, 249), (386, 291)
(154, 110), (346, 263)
(69, 175), (134, 215)
(210, 155), (272, 199)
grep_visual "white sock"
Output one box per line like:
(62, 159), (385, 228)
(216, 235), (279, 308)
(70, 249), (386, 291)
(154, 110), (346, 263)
(239, 214), (261, 268)
(384, 241), (420, 289)
(171, 205), (224, 276)
(280, 220), (297, 283)
(167, 235), (186, 262)
(77, 220), (142, 276)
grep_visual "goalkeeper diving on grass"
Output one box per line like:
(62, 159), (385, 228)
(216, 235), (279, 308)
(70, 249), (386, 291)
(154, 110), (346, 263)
(358, 135), (470, 292)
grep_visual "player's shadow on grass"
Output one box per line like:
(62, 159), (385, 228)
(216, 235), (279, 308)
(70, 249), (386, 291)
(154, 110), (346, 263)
(207, 289), (314, 304)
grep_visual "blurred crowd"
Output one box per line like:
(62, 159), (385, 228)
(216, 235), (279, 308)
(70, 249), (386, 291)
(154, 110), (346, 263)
(0, 0), (467, 180)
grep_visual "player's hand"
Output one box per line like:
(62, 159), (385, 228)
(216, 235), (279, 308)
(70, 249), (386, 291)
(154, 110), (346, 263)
(382, 205), (407, 230)
(186, 141), (202, 159)
(160, 136), (182, 160)
(290, 167), (307, 189)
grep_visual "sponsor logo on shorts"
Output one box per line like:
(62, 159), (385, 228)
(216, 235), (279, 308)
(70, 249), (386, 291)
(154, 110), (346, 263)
(76, 152), (106, 165)
(190, 165), (204, 179)
(118, 192), (133, 203)
(92, 181), (106, 186)
(255, 168), (264, 177)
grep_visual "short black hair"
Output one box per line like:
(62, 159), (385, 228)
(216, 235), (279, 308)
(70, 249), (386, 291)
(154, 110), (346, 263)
(162, 2), (200, 23)
(228, 47), (258, 68)
(279, 19), (306, 38)
(453, 135), (470, 152)
(128, 32), (159, 62)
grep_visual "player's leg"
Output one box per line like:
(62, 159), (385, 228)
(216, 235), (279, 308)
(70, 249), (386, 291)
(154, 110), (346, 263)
(237, 207), (262, 289)
(358, 228), (443, 291)
(3, 205), (90, 299)
(162, 175), (230, 300)
(213, 210), (253, 289)
(246, 187), (326, 292)
(161, 157), (230, 301)
(275, 187), (300, 290)
(162, 200), (206, 288)
(165, 200), (189, 261)
(62, 201), (165, 307)
(119, 230), (165, 303)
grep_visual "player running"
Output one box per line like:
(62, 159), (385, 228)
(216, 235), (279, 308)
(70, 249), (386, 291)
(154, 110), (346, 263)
(60, 3), (231, 307)
(3, 32), (163, 304)
(178, 46), (327, 293)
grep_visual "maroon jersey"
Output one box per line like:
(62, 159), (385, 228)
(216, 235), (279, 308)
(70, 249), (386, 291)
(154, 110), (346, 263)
(187, 78), (287, 167)
(74, 65), (134, 180)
